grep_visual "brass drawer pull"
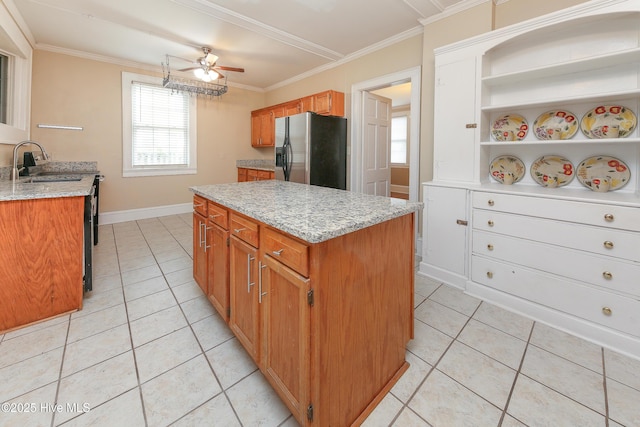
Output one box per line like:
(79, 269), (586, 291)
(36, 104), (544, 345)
(488, 199), (495, 206)
(603, 241), (614, 249)
(602, 307), (612, 316)
(604, 213), (614, 222)
(486, 271), (493, 279)
(487, 244), (494, 251)
(602, 271), (613, 280)
(488, 220), (494, 227)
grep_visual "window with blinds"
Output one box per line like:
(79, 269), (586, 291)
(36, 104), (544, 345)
(122, 72), (197, 177)
(131, 82), (189, 166)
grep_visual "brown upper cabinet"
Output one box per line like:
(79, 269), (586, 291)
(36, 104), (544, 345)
(251, 90), (344, 148)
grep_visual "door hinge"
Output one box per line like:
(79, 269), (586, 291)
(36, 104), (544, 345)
(307, 404), (314, 421)
(307, 289), (314, 307)
(226, 237), (230, 247)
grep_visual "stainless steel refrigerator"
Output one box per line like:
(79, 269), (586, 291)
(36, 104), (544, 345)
(274, 112), (347, 190)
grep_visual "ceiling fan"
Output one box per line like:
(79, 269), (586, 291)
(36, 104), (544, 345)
(178, 47), (245, 82)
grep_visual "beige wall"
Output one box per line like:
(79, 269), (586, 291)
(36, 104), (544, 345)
(21, 50), (268, 213)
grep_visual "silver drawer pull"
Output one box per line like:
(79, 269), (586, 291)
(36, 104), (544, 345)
(604, 213), (614, 222)
(488, 199), (495, 206)
(209, 214), (221, 219)
(233, 228), (246, 234)
(487, 244), (494, 251)
(272, 249), (284, 256)
(486, 271), (493, 279)
(602, 307), (612, 316)
(603, 241), (614, 249)
(487, 220), (494, 227)
(602, 271), (613, 280)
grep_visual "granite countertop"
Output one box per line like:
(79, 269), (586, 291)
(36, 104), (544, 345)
(0, 161), (98, 202)
(190, 181), (423, 243)
(236, 159), (275, 172)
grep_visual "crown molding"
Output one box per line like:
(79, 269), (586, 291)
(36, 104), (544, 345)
(420, 0), (491, 25)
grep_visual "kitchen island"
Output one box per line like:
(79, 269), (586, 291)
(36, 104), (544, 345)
(0, 165), (97, 332)
(190, 180), (422, 426)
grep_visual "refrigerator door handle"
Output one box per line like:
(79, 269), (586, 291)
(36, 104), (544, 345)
(285, 142), (293, 181)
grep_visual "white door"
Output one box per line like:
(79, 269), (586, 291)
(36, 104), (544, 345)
(362, 92), (391, 196)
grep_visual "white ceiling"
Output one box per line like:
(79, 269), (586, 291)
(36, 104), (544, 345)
(9, 0), (477, 90)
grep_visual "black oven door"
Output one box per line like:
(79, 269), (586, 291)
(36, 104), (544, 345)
(83, 186), (95, 292)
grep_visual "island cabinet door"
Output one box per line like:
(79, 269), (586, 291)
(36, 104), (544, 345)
(229, 236), (260, 362)
(207, 223), (229, 322)
(193, 211), (208, 294)
(260, 254), (311, 425)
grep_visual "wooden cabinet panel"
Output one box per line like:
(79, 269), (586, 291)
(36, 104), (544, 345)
(208, 201), (228, 229)
(240, 168), (274, 182)
(312, 90), (344, 116)
(230, 213), (259, 247)
(229, 236), (260, 361)
(262, 227), (309, 277)
(237, 168), (248, 182)
(0, 197), (84, 331)
(283, 100), (302, 116)
(193, 211), (208, 294)
(208, 223), (230, 321)
(261, 254), (311, 423)
(193, 195), (207, 217)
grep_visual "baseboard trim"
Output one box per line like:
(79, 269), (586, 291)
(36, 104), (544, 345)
(100, 203), (192, 225)
(390, 184), (409, 194)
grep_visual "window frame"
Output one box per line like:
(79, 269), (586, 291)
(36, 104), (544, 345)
(121, 72), (197, 177)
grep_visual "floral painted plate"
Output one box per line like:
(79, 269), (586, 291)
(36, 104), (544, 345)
(533, 110), (578, 140)
(530, 155), (575, 188)
(489, 155), (525, 184)
(580, 105), (637, 139)
(576, 156), (630, 192)
(491, 114), (529, 141)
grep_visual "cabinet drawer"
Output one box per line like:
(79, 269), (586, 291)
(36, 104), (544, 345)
(473, 209), (640, 262)
(193, 195), (207, 216)
(247, 169), (259, 181)
(262, 227), (309, 277)
(472, 192), (640, 232)
(471, 255), (640, 338)
(472, 230), (640, 298)
(208, 202), (228, 230)
(230, 213), (259, 248)
(257, 170), (272, 180)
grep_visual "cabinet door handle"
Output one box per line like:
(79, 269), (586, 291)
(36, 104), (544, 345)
(209, 213), (221, 219)
(603, 241), (614, 249)
(199, 222), (205, 248)
(488, 199), (495, 206)
(602, 271), (613, 280)
(234, 228), (246, 234)
(247, 254), (255, 292)
(487, 220), (494, 227)
(604, 213), (614, 222)
(272, 248), (284, 256)
(456, 219), (468, 226)
(259, 262), (267, 303)
(204, 226), (211, 252)
(487, 244), (494, 251)
(602, 307), (612, 316)
(194, 202), (204, 208)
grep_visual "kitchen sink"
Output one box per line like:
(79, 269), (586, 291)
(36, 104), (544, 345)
(25, 177), (83, 183)
(34, 171), (97, 176)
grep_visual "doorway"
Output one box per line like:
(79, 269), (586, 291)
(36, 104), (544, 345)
(350, 66), (421, 202)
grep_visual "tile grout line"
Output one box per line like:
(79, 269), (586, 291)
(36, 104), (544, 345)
(602, 347), (610, 427)
(49, 314), (71, 427)
(497, 319), (535, 427)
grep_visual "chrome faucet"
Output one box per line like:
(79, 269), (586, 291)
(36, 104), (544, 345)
(12, 140), (50, 181)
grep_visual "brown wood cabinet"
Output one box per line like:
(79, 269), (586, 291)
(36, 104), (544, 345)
(0, 196), (84, 331)
(192, 196), (208, 294)
(192, 194), (414, 426)
(237, 167), (274, 182)
(207, 201), (230, 321)
(251, 90), (345, 149)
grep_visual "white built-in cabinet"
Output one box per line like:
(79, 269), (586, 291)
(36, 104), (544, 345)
(421, 0), (640, 359)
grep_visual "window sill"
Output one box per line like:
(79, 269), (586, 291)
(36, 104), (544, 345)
(123, 167), (197, 178)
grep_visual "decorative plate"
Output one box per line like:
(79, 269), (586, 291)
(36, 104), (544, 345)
(533, 110), (579, 140)
(530, 155), (575, 188)
(489, 155), (525, 184)
(576, 156), (630, 192)
(491, 114), (529, 141)
(580, 105), (637, 139)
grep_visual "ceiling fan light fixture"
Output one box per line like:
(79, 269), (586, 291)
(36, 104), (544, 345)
(208, 70), (220, 80)
(193, 68), (206, 79)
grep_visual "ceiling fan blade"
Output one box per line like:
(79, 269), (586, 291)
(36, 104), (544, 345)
(178, 67), (199, 72)
(214, 66), (245, 73)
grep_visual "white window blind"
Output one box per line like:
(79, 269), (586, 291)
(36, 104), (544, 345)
(391, 115), (408, 164)
(131, 82), (189, 166)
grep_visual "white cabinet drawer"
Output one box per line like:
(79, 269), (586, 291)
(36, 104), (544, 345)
(472, 230), (640, 298)
(473, 209), (640, 262)
(472, 192), (640, 232)
(471, 255), (640, 338)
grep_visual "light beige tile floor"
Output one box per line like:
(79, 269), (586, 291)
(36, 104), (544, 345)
(1, 214), (639, 426)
